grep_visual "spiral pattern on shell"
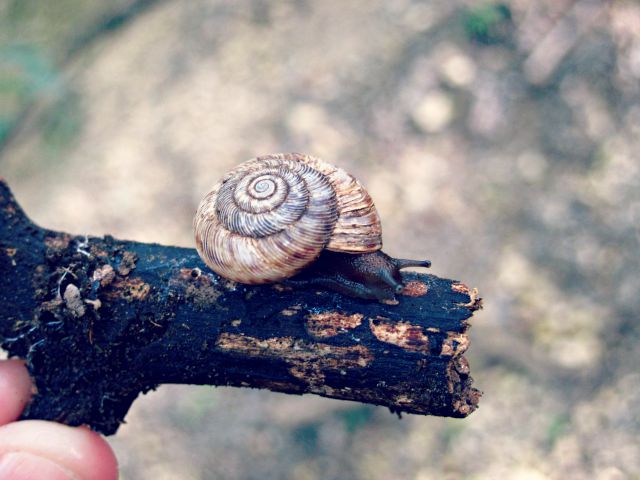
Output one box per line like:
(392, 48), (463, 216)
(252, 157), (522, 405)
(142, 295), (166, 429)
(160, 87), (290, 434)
(194, 153), (382, 284)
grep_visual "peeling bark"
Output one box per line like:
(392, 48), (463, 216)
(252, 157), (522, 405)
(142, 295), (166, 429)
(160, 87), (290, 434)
(0, 179), (482, 435)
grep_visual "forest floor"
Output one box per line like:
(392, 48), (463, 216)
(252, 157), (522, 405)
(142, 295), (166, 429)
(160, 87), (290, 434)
(1, 1), (639, 479)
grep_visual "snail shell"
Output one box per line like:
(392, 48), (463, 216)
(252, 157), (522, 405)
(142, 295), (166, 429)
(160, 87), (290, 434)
(194, 153), (382, 284)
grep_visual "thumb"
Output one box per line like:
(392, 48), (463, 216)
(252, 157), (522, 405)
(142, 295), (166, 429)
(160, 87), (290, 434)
(0, 421), (118, 480)
(0, 360), (118, 480)
(0, 359), (33, 426)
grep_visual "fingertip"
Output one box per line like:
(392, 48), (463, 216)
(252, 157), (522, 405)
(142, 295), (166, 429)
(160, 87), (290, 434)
(0, 451), (77, 480)
(0, 359), (33, 425)
(77, 426), (119, 480)
(0, 421), (118, 480)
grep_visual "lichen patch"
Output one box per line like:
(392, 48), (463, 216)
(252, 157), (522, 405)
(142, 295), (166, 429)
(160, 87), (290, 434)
(185, 283), (221, 309)
(453, 356), (470, 375)
(462, 287), (483, 310)
(5, 247), (17, 266)
(401, 281), (428, 297)
(216, 333), (373, 386)
(441, 332), (469, 356)
(394, 395), (415, 406)
(305, 312), (363, 338)
(272, 284), (292, 292)
(118, 251), (138, 275)
(105, 277), (151, 302)
(369, 318), (430, 353)
(281, 305), (302, 316)
(63, 284), (86, 318)
(92, 264), (115, 287)
(174, 268), (222, 310)
(45, 234), (72, 251)
(452, 283), (483, 311)
(453, 399), (472, 416)
(451, 282), (470, 295)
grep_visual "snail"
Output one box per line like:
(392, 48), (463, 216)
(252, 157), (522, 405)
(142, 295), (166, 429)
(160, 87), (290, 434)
(193, 153), (430, 301)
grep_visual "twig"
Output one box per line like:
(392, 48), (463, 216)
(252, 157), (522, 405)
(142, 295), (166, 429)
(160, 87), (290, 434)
(0, 179), (481, 435)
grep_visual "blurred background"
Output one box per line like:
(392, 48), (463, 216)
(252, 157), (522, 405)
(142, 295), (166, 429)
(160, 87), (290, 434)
(1, 0), (639, 478)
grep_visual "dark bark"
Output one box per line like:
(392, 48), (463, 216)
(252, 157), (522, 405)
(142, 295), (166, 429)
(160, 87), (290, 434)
(0, 178), (482, 435)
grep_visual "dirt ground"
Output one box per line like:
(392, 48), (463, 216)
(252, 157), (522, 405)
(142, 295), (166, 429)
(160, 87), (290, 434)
(1, 1), (639, 478)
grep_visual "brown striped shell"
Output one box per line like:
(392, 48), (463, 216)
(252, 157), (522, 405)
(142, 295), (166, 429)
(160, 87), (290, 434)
(193, 153), (382, 284)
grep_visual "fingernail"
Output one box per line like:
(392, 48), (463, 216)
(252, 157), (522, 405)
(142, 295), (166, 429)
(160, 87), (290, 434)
(0, 452), (79, 480)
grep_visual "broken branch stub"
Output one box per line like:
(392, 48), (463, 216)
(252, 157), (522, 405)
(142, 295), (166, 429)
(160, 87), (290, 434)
(0, 179), (482, 435)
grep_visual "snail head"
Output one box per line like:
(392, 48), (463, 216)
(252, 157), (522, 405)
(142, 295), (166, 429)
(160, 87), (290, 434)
(289, 250), (431, 302)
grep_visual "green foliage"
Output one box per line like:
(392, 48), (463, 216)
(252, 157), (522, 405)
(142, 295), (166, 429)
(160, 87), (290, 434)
(167, 387), (220, 430)
(0, 0), (139, 148)
(463, 3), (513, 45)
(293, 422), (320, 453)
(41, 90), (82, 150)
(0, 43), (84, 150)
(339, 406), (373, 434)
(546, 414), (571, 448)
(441, 419), (465, 448)
(291, 407), (374, 454)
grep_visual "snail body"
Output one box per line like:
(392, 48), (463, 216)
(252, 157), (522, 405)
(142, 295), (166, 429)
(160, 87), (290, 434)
(194, 153), (430, 301)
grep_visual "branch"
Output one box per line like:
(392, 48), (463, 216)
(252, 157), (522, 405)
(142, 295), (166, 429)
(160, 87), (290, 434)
(0, 179), (482, 435)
